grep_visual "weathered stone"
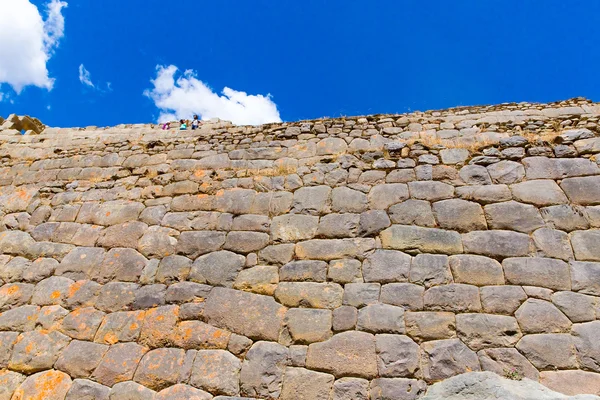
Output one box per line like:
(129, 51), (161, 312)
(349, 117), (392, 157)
(94, 310), (145, 345)
(331, 186), (368, 214)
(487, 160), (525, 184)
(132, 284), (166, 310)
(552, 291), (597, 323)
(342, 283), (380, 308)
(359, 210), (391, 236)
(459, 165), (492, 185)
(233, 265), (278, 295)
(540, 370), (600, 396)
(0, 283), (34, 312)
(258, 243), (295, 265)
(240, 341), (289, 399)
(504, 257), (571, 290)
(511, 180), (568, 206)
(532, 228), (575, 260)
(11, 370), (72, 400)
(523, 156), (599, 180)
(280, 367), (334, 400)
(60, 307), (105, 340)
(280, 260), (327, 282)
(432, 199), (487, 232)
(332, 377), (370, 400)
(317, 213), (360, 238)
(409, 254), (452, 288)
(388, 200), (436, 227)
(292, 186), (332, 215)
(408, 181), (454, 201)
(484, 201), (545, 233)
(420, 338), (480, 381)
(134, 347), (186, 391)
(91, 342), (149, 387)
(375, 334), (419, 377)
(56, 340), (108, 379)
(449, 254), (504, 286)
(189, 250), (246, 287)
(332, 306), (357, 332)
(362, 249), (411, 283)
(541, 204), (590, 232)
(0, 331), (19, 368)
(275, 282), (343, 309)
(295, 238), (375, 260)
(456, 313), (521, 351)
(155, 384), (212, 400)
(424, 284), (481, 312)
(357, 304), (405, 334)
(108, 381), (156, 399)
(561, 176), (600, 205)
(66, 379), (110, 400)
(381, 225), (463, 255)
(370, 378), (427, 400)
(306, 331), (378, 379)
(95, 282), (137, 312)
(380, 283), (424, 311)
(224, 231), (269, 253)
(155, 255), (192, 284)
(571, 261), (600, 295)
(285, 308), (332, 344)
(176, 231), (226, 258)
(368, 184), (409, 210)
(456, 184), (513, 204)
(56, 247), (106, 281)
(405, 311), (455, 342)
(478, 347), (539, 381)
(571, 230), (600, 261)
(327, 259), (362, 284)
(480, 285), (527, 315)
(572, 321), (600, 372)
(441, 148), (469, 165)
(0, 305), (39, 331)
(97, 221), (148, 249)
(173, 320), (230, 350)
(270, 214), (319, 242)
(462, 230), (531, 258)
(204, 287), (286, 341)
(516, 333), (578, 369)
(9, 331), (70, 374)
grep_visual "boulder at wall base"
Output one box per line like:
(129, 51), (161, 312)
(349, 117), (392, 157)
(421, 371), (600, 400)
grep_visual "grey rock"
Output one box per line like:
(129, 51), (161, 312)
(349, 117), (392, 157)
(9, 330), (70, 373)
(280, 367), (334, 400)
(190, 250), (246, 287)
(571, 261), (600, 295)
(409, 254), (452, 288)
(95, 282), (137, 312)
(240, 341), (289, 399)
(420, 338), (480, 381)
(432, 199), (487, 232)
(524, 156), (599, 180)
(368, 184), (409, 210)
(275, 282), (343, 309)
(108, 381), (156, 400)
(408, 181), (454, 201)
(56, 340), (108, 379)
(66, 379), (110, 400)
(552, 291), (596, 323)
(484, 201), (545, 233)
(572, 321), (600, 372)
(363, 249), (411, 283)
(511, 180), (569, 206)
(449, 254), (504, 286)
(376, 334), (420, 377)
(571, 230), (600, 261)
(293, 186), (332, 215)
(462, 230), (532, 258)
(487, 160), (525, 184)
(285, 308), (332, 344)
(333, 306), (358, 332)
(478, 347), (539, 381)
(357, 304), (405, 334)
(456, 313), (522, 351)
(516, 333), (578, 369)
(504, 257), (571, 290)
(327, 259), (362, 284)
(533, 228), (575, 260)
(224, 231), (269, 253)
(270, 214), (318, 242)
(359, 210), (391, 236)
(332, 377), (370, 400)
(176, 231), (226, 258)
(381, 225), (463, 255)
(155, 384), (212, 400)
(405, 311), (456, 342)
(370, 378), (427, 400)
(480, 285), (527, 315)
(343, 283), (380, 308)
(380, 283), (424, 311)
(134, 348), (186, 391)
(388, 200), (437, 227)
(459, 165), (492, 185)
(456, 184), (512, 204)
(561, 176), (600, 206)
(317, 213), (360, 238)
(424, 284), (481, 312)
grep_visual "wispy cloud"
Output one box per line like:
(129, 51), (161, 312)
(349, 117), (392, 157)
(0, 0), (68, 94)
(78, 64), (94, 88)
(144, 65), (282, 125)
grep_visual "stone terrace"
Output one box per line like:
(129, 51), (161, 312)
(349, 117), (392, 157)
(1, 97), (600, 399)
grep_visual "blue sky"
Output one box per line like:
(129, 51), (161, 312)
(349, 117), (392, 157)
(0, 0), (599, 127)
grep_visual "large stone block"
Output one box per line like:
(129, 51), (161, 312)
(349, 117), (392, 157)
(189, 250), (246, 287)
(270, 214), (319, 242)
(293, 186), (332, 215)
(370, 378), (427, 400)
(561, 176), (600, 205)
(523, 156), (599, 180)
(94, 310), (145, 344)
(484, 201), (545, 233)
(9, 331), (70, 374)
(516, 333), (577, 369)
(60, 307), (105, 340)
(332, 377), (370, 400)
(368, 184), (409, 210)
(380, 283), (424, 311)
(388, 200), (436, 227)
(55, 340), (108, 379)
(572, 321), (600, 373)
(571, 230), (600, 261)
(280, 260), (327, 282)
(295, 238), (375, 260)
(408, 181), (454, 201)
(204, 287), (286, 341)
(448, 254), (504, 286)
(11, 370), (72, 400)
(65, 379), (110, 400)
(357, 304), (405, 334)
(331, 187), (368, 213)
(423, 284), (481, 312)
(240, 341), (289, 399)
(405, 312), (456, 342)
(456, 313), (522, 351)
(420, 339), (480, 381)
(375, 334), (420, 377)
(224, 231), (270, 253)
(456, 184), (512, 204)
(91, 342), (148, 387)
(462, 230), (532, 258)
(571, 261), (600, 295)
(363, 249), (411, 283)
(552, 291), (596, 323)
(317, 213), (360, 238)
(503, 257), (571, 290)
(280, 367), (334, 400)
(134, 347), (186, 391)
(233, 265), (279, 295)
(275, 282), (343, 309)
(511, 180), (568, 206)
(306, 331), (378, 379)
(480, 285), (527, 315)
(532, 228), (574, 261)
(55, 247), (106, 281)
(155, 384), (212, 400)
(176, 231), (226, 258)
(381, 225), (463, 255)
(486, 160), (525, 184)
(285, 308), (332, 344)
(541, 204), (590, 232)
(139, 305), (179, 348)
(342, 283), (381, 308)
(540, 370), (600, 396)
(515, 299), (572, 334)
(478, 348), (539, 381)
(432, 199), (487, 232)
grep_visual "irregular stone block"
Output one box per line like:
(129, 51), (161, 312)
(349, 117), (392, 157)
(0, 331), (19, 368)
(0, 283), (34, 311)
(94, 310), (145, 345)
(285, 308), (332, 344)
(456, 313), (522, 351)
(332, 377), (370, 400)
(484, 201), (545, 233)
(363, 249), (411, 283)
(561, 176), (600, 205)
(0, 305), (39, 331)
(342, 283), (380, 308)
(357, 304), (405, 334)
(134, 347), (186, 391)
(240, 341), (289, 399)
(91, 342), (148, 387)
(523, 156), (599, 180)
(155, 255), (192, 284)
(420, 338), (480, 381)
(97, 221), (148, 249)
(292, 186), (332, 215)
(56, 247), (106, 281)
(571, 230), (600, 261)
(375, 334), (420, 377)
(456, 184), (512, 204)
(280, 260), (327, 282)
(449, 254), (504, 286)
(66, 379), (110, 400)
(516, 299), (572, 334)
(511, 180), (568, 206)
(108, 381), (156, 399)
(275, 282), (343, 309)
(258, 243), (295, 265)
(503, 257), (570, 290)
(370, 377), (427, 400)
(204, 287), (285, 341)
(381, 225), (463, 255)
(176, 231), (226, 259)
(11, 370), (72, 400)
(571, 261), (600, 295)
(552, 291), (597, 323)
(408, 181), (454, 201)
(190, 250), (245, 288)
(224, 231), (269, 253)
(332, 306), (357, 332)
(233, 265), (279, 295)
(380, 283), (424, 311)
(60, 307), (105, 340)
(139, 305), (178, 348)
(368, 184), (409, 210)
(331, 186), (367, 213)
(516, 333), (577, 369)
(55, 340), (108, 379)
(270, 214), (319, 242)
(405, 311), (456, 342)
(9, 330), (70, 374)
(424, 284), (481, 312)
(462, 230), (531, 258)
(532, 228), (574, 261)
(295, 238), (375, 260)
(478, 348), (539, 381)
(486, 160), (525, 184)
(432, 199), (487, 232)
(317, 213), (360, 238)
(280, 367), (334, 400)
(173, 320), (230, 350)
(540, 370), (600, 397)
(327, 258), (362, 284)
(480, 285), (527, 315)
(359, 210), (391, 236)
(388, 200), (436, 227)
(95, 282), (137, 312)
(306, 331), (378, 379)
(541, 204), (590, 232)
(155, 384), (212, 400)
(572, 321), (600, 373)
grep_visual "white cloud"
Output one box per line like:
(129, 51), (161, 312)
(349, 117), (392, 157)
(78, 64), (94, 88)
(144, 65), (282, 126)
(0, 0), (68, 94)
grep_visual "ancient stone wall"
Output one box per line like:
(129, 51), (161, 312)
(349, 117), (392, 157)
(1, 98), (600, 399)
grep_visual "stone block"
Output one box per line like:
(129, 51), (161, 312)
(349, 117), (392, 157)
(409, 254), (452, 288)
(204, 287), (285, 341)
(332, 377), (370, 400)
(139, 305), (178, 348)
(0, 331), (19, 368)
(359, 210), (391, 236)
(571, 261), (600, 295)
(258, 243), (295, 265)
(66, 379), (110, 400)
(189, 250), (246, 288)
(0, 283), (34, 312)
(280, 367), (334, 400)
(572, 321), (600, 373)
(388, 200), (436, 227)
(60, 307), (105, 340)
(333, 306), (357, 332)
(405, 311), (456, 342)
(486, 160), (525, 184)
(368, 184), (409, 210)
(97, 221), (148, 249)
(523, 156), (599, 180)
(133, 284), (166, 310)
(571, 230), (600, 261)
(108, 381), (156, 399)
(484, 201), (545, 233)
(233, 265), (279, 295)
(280, 260), (327, 282)
(92, 342), (148, 387)
(420, 339), (480, 381)
(478, 348), (539, 381)
(381, 225), (463, 255)
(224, 231), (269, 253)
(424, 284), (481, 312)
(328, 258), (362, 283)
(134, 347), (186, 391)
(503, 257), (570, 290)
(293, 186), (332, 215)
(357, 304), (405, 334)
(511, 180), (568, 206)
(363, 249), (411, 283)
(0, 305), (39, 331)
(561, 176), (600, 205)
(434, 199), (489, 233)
(343, 283), (380, 308)
(306, 331), (378, 379)
(240, 341), (289, 399)
(155, 384), (212, 400)
(317, 213), (360, 238)
(532, 228), (574, 261)
(370, 378), (427, 400)
(11, 370), (72, 400)
(541, 204), (590, 232)
(516, 333), (577, 369)
(552, 291), (596, 323)
(56, 247), (105, 281)
(94, 310), (145, 345)
(480, 285), (527, 315)
(155, 255), (192, 284)
(375, 334), (420, 377)
(9, 331), (70, 374)
(95, 282), (137, 312)
(380, 283), (424, 311)
(173, 320), (231, 350)
(462, 230), (532, 258)
(456, 184), (512, 204)
(295, 238), (375, 260)
(456, 313), (522, 351)
(285, 308), (332, 344)
(275, 282), (343, 309)
(449, 254), (504, 286)
(270, 214), (319, 242)
(55, 340), (108, 379)
(176, 231), (226, 259)
(540, 370), (600, 396)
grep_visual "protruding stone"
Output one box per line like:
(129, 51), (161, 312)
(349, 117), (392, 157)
(516, 333), (577, 369)
(449, 255), (504, 286)
(420, 339), (480, 381)
(381, 225), (463, 255)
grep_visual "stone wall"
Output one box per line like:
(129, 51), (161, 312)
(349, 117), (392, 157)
(1, 97), (600, 399)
